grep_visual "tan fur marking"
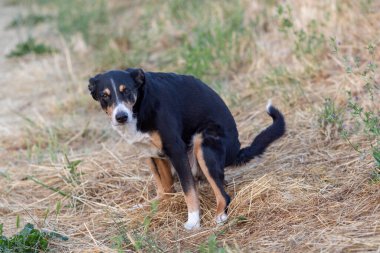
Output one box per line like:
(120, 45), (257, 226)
(103, 88), (111, 96)
(147, 158), (165, 197)
(184, 187), (200, 212)
(194, 135), (227, 215)
(154, 159), (174, 195)
(150, 131), (163, 150)
(105, 104), (115, 116)
(119, 85), (126, 93)
(147, 158), (174, 199)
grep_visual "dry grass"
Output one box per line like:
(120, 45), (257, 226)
(0, 0), (379, 252)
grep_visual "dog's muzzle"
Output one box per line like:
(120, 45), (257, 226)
(115, 111), (128, 124)
(112, 103), (133, 126)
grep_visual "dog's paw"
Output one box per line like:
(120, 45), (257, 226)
(215, 213), (228, 225)
(184, 211), (200, 230)
(184, 220), (200, 230)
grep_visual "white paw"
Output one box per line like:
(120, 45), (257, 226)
(184, 220), (200, 230)
(184, 211), (200, 230)
(215, 213), (228, 224)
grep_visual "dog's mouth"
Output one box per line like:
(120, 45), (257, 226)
(111, 121), (127, 127)
(111, 116), (131, 127)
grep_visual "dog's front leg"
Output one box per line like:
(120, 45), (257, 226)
(165, 141), (200, 230)
(147, 158), (174, 200)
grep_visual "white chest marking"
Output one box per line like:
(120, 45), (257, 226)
(114, 123), (200, 177)
(112, 121), (162, 158)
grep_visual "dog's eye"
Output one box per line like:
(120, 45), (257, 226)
(101, 93), (109, 99)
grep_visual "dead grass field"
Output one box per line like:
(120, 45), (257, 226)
(0, 0), (379, 252)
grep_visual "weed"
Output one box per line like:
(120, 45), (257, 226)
(28, 176), (69, 197)
(62, 155), (82, 186)
(111, 234), (126, 253)
(345, 91), (380, 164)
(110, 218), (131, 252)
(42, 0), (109, 47)
(131, 201), (162, 252)
(199, 234), (227, 253)
(7, 14), (53, 28)
(319, 98), (344, 132)
(17, 113), (72, 163)
(0, 223), (49, 252)
(16, 215), (21, 229)
(168, 0), (204, 20)
(277, 4), (293, 33)
(371, 147), (380, 182)
(329, 37), (339, 54)
(0, 170), (10, 181)
(7, 37), (56, 58)
(277, 4), (326, 59)
(293, 22), (325, 58)
(142, 200), (158, 233)
(181, 2), (247, 80)
(370, 167), (380, 183)
(180, 0), (252, 82)
(0, 222), (68, 252)
(360, 0), (375, 13)
(55, 201), (62, 217)
(110, 201), (161, 252)
(325, 40), (380, 181)
(27, 155), (84, 196)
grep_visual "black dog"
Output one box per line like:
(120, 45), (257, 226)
(88, 68), (285, 230)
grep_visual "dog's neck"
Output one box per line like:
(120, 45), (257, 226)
(133, 74), (158, 133)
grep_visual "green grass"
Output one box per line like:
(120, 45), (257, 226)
(110, 201), (162, 252)
(33, 0), (108, 47)
(319, 98), (344, 132)
(181, 3), (248, 81)
(0, 222), (69, 253)
(199, 234), (227, 253)
(7, 14), (53, 28)
(56, 0), (108, 46)
(131, 201), (162, 252)
(7, 37), (56, 58)
(277, 4), (326, 60)
(62, 155), (82, 186)
(26, 155), (84, 197)
(0, 223), (49, 252)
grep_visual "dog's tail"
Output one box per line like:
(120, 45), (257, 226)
(233, 100), (286, 166)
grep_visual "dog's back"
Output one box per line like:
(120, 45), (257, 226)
(144, 72), (241, 164)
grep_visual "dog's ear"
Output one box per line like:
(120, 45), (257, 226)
(88, 76), (99, 101)
(130, 68), (145, 87)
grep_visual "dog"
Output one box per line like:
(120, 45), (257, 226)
(88, 68), (285, 230)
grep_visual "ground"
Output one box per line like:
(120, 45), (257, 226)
(0, 0), (379, 252)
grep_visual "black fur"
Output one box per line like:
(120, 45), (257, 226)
(88, 68), (286, 218)
(233, 105), (286, 166)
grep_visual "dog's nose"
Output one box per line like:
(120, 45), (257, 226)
(115, 112), (128, 123)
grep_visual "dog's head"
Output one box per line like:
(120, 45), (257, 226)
(88, 68), (145, 126)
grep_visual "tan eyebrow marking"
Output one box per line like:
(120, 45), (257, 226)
(119, 85), (126, 93)
(103, 88), (111, 96)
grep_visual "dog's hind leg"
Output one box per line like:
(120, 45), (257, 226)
(193, 134), (230, 224)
